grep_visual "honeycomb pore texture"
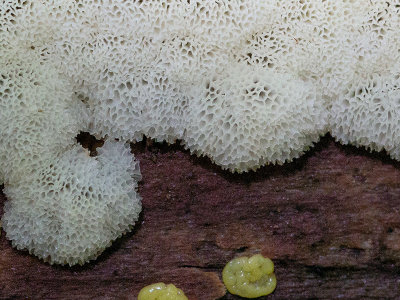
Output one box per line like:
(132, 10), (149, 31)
(1, 0), (400, 265)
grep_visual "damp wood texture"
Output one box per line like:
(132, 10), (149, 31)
(1, 136), (400, 299)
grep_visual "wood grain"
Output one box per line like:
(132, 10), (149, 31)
(1, 135), (400, 299)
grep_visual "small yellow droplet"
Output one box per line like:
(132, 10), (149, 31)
(222, 254), (277, 298)
(138, 282), (188, 300)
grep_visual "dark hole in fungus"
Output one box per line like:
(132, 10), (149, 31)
(76, 132), (104, 156)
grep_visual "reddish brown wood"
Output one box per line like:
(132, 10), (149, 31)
(1, 135), (400, 299)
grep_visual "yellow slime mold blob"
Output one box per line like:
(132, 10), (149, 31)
(222, 254), (277, 298)
(138, 282), (188, 300)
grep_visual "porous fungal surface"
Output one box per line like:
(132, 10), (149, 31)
(0, 1), (399, 265)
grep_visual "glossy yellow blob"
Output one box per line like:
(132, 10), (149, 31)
(222, 254), (277, 298)
(138, 282), (188, 300)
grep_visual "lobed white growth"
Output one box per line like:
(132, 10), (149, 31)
(0, 52), (142, 265)
(3, 141), (141, 266)
(0, 0), (400, 265)
(331, 70), (400, 160)
(185, 63), (324, 171)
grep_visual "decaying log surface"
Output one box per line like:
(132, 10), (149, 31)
(1, 135), (400, 299)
